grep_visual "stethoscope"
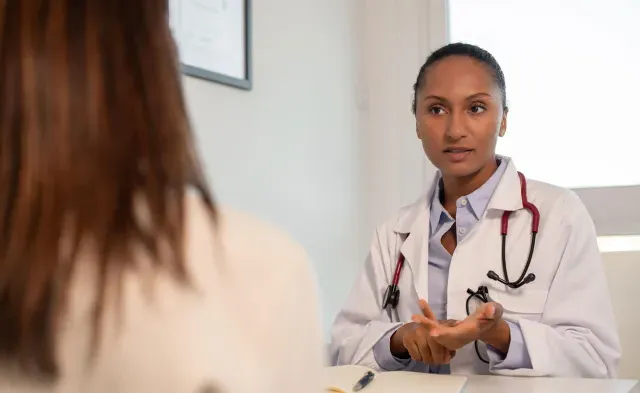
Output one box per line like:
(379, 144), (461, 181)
(381, 172), (540, 359)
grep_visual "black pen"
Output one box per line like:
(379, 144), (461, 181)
(352, 371), (375, 392)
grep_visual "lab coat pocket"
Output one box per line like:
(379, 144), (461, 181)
(492, 289), (549, 321)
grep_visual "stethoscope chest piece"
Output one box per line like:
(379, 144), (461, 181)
(382, 284), (400, 309)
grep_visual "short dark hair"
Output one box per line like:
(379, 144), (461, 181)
(411, 42), (507, 114)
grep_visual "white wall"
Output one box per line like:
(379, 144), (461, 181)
(356, 0), (446, 233)
(182, 0), (361, 335)
(182, 0), (446, 336)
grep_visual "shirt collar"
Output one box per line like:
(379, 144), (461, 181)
(429, 156), (509, 230)
(466, 157), (509, 219)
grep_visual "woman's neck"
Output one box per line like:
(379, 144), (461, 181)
(441, 158), (499, 209)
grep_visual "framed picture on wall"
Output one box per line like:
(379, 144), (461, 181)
(169, 0), (252, 90)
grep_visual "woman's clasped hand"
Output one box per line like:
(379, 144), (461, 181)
(392, 299), (508, 365)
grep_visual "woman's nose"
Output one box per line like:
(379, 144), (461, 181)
(445, 111), (467, 140)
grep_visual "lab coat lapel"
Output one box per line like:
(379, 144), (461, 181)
(399, 207), (430, 302)
(390, 159), (524, 307)
(393, 174), (438, 304)
(486, 158), (524, 212)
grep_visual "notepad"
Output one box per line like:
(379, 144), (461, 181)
(323, 365), (468, 393)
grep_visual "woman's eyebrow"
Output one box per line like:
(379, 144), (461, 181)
(423, 95), (448, 103)
(465, 92), (493, 101)
(423, 92), (494, 103)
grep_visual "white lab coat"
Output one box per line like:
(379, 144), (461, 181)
(330, 158), (621, 378)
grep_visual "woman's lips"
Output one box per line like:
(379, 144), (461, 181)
(443, 148), (473, 162)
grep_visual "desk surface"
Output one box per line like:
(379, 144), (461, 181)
(323, 366), (639, 393)
(463, 375), (640, 393)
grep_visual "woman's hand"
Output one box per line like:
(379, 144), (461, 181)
(411, 300), (510, 353)
(390, 322), (457, 365)
(389, 301), (457, 365)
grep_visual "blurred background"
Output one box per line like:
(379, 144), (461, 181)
(171, 0), (640, 378)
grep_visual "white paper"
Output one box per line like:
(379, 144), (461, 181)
(170, 0), (246, 80)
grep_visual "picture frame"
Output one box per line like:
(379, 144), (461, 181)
(169, 0), (252, 90)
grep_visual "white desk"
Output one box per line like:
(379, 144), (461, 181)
(463, 375), (640, 393)
(323, 366), (639, 393)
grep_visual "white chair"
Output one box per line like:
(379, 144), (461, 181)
(602, 251), (640, 379)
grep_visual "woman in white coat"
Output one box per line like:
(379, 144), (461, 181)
(330, 43), (621, 378)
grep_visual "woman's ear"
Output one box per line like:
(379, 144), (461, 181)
(416, 123), (422, 140)
(498, 108), (508, 137)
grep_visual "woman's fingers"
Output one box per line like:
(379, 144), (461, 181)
(444, 350), (456, 363)
(442, 319), (461, 327)
(473, 302), (503, 321)
(430, 320), (480, 351)
(419, 299), (438, 321)
(417, 337), (434, 364)
(405, 323), (459, 365)
(443, 349), (451, 364)
(411, 300), (469, 363)
(412, 312), (478, 351)
(406, 339), (423, 362)
(483, 302), (503, 320)
(427, 336), (447, 364)
(411, 314), (439, 331)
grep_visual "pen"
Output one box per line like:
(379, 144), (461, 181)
(352, 371), (375, 392)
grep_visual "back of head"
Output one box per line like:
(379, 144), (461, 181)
(0, 0), (213, 379)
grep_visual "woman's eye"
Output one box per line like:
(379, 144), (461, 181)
(429, 106), (446, 115)
(469, 105), (486, 114)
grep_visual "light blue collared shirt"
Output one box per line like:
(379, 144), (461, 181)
(373, 157), (533, 372)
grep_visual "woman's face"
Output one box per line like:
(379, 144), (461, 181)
(414, 55), (507, 179)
